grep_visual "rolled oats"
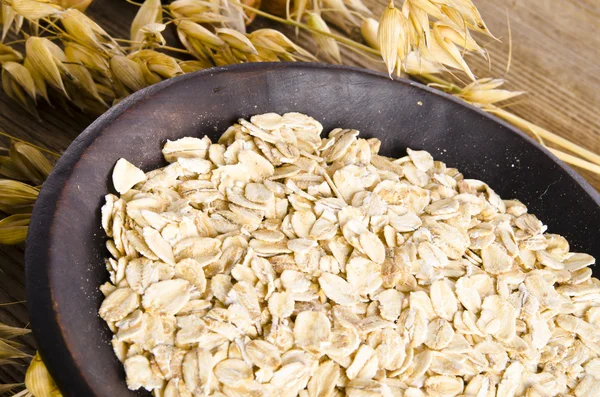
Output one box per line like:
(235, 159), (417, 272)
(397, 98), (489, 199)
(101, 113), (600, 396)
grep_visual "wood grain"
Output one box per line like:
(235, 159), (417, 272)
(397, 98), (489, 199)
(0, 0), (598, 383)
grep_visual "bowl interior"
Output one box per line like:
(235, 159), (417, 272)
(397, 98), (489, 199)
(26, 63), (600, 397)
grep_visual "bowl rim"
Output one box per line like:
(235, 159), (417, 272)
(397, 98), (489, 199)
(25, 62), (600, 395)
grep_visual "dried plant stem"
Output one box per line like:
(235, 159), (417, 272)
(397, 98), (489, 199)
(154, 46), (192, 55)
(0, 301), (27, 306)
(505, 11), (512, 76)
(338, 41), (384, 62)
(488, 108), (600, 166)
(40, 18), (67, 36)
(4, 40), (27, 46)
(548, 148), (600, 175)
(113, 39), (193, 55)
(415, 74), (462, 94)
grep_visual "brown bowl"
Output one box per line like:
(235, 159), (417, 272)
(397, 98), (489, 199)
(25, 63), (600, 396)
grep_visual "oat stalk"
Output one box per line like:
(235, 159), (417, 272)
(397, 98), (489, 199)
(486, 107), (600, 167)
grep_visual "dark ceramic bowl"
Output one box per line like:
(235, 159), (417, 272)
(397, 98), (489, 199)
(25, 63), (600, 396)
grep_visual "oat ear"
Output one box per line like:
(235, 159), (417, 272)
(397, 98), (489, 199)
(0, 43), (24, 63)
(110, 55), (147, 92)
(130, 0), (163, 44)
(215, 28), (258, 55)
(10, 0), (62, 21)
(361, 17), (379, 50)
(25, 37), (70, 98)
(24, 352), (61, 397)
(306, 12), (342, 64)
(2, 61), (38, 117)
(377, 1), (404, 76)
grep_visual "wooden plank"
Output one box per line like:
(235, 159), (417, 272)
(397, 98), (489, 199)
(459, 0), (600, 189)
(0, 0), (598, 384)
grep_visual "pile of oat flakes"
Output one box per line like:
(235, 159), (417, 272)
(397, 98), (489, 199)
(99, 113), (599, 397)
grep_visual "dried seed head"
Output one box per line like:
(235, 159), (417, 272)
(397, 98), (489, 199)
(249, 29), (317, 62)
(176, 20), (225, 48)
(462, 89), (523, 106)
(216, 28), (257, 55)
(2, 5), (19, 41)
(95, 83), (117, 105)
(60, 9), (120, 53)
(64, 62), (108, 107)
(52, 0), (92, 11)
(178, 60), (211, 73)
(2, 62), (36, 112)
(135, 58), (162, 85)
(306, 12), (341, 64)
(459, 78), (524, 106)
(241, 0), (261, 25)
(9, 0), (62, 21)
(0, 213), (31, 245)
(0, 44), (23, 63)
(128, 50), (183, 79)
(3, 76), (36, 118)
(377, 1), (406, 76)
(25, 352), (61, 397)
(9, 142), (53, 185)
(431, 23), (476, 80)
(139, 22), (167, 47)
(0, 338), (29, 363)
(0, 317), (32, 338)
(321, 0), (358, 33)
(442, 0), (495, 38)
(22, 58), (48, 104)
(404, 1), (430, 50)
(218, 1), (246, 33)
(61, 9), (99, 49)
(110, 55), (147, 93)
(25, 37), (69, 97)
(361, 18), (379, 50)
(0, 180), (39, 207)
(435, 23), (484, 55)
(176, 28), (212, 65)
(345, 0), (373, 15)
(404, 51), (441, 75)
(0, 155), (28, 181)
(131, 0), (163, 44)
(170, 0), (210, 19)
(64, 42), (111, 79)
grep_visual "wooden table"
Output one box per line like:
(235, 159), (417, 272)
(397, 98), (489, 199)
(0, 0), (598, 384)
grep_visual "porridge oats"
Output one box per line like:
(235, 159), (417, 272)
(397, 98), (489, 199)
(99, 113), (599, 397)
